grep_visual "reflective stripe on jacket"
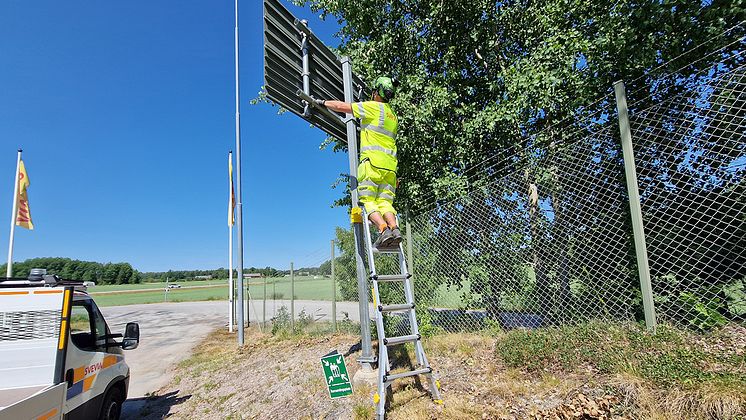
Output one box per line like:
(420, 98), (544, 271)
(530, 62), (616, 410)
(352, 101), (398, 172)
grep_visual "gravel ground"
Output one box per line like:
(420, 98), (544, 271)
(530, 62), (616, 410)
(134, 329), (629, 420)
(100, 300), (364, 419)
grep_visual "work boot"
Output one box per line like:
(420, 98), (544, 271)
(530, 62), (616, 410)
(374, 228), (394, 249)
(383, 227), (402, 248)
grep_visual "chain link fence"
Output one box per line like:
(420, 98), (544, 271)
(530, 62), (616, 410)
(395, 42), (745, 334)
(301, 32), (745, 337)
(630, 60), (746, 329)
(402, 106), (641, 334)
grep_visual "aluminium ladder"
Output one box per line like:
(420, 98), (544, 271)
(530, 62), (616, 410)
(360, 206), (442, 419)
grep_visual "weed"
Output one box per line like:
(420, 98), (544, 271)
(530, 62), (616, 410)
(353, 403), (374, 419)
(296, 308), (314, 331)
(271, 305), (291, 335)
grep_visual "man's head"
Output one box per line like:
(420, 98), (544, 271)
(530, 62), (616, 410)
(372, 76), (396, 102)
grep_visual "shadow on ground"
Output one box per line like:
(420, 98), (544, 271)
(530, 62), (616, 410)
(122, 391), (192, 419)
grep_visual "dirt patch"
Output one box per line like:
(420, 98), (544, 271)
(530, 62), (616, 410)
(136, 329), (636, 419)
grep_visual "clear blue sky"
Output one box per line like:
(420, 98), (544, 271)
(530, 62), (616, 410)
(0, 1), (349, 272)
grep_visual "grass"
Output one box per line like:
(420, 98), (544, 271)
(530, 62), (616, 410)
(91, 279), (226, 292)
(91, 276), (343, 307)
(494, 321), (746, 418)
(141, 319), (745, 419)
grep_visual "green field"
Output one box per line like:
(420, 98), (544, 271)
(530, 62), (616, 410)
(91, 276), (341, 307)
(91, 279), (226, 292)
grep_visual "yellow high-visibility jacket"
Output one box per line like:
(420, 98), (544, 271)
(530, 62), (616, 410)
(352, 101), (398, 172)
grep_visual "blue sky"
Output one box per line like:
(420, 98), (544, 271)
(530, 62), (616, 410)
(0, 1), (348, 272)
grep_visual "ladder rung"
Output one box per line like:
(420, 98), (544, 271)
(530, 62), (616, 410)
(379, 303), (415, 312)
(383, 367), (432, 383)
(372, 246), (401, 254)
(372, 274), (410, 282)
(383, 334), (420, 346)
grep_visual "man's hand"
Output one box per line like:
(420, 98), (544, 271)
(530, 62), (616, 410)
(314, 98), (326, 107)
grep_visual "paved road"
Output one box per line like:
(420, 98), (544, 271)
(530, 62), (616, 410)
(100, 299), (364, 418)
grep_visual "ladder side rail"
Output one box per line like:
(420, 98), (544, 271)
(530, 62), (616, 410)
(398, 242), (426, 365)
(360, 206), (379, 277)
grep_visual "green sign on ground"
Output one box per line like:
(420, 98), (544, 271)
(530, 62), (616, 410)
(321, 352), (353, 399)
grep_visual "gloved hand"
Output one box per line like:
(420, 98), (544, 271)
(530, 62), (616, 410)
(314, 98), (326, 107)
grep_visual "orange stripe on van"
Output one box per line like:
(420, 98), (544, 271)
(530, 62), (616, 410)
(82, 374), (97, 392)
(0, 291), (28, 295)
(103, 355), (119, 368)
(36, 408), (58, 420)
(34, 289), (63, 294)
(73, 366), (86, 383)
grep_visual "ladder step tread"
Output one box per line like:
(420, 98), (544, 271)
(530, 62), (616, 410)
(383, 334), (420, 346)
(384, 367), (432, 383)
(379, 303), (415, 312)
(373, 274), (410, 282)
(372, 246), (402, 254)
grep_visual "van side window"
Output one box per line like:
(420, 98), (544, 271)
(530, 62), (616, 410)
(70, 300), (108, 352)
(89, 302), (109, 351)
(70, 303), (96, 351)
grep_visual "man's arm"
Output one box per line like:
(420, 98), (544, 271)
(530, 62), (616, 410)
(316, 99), (352, 114)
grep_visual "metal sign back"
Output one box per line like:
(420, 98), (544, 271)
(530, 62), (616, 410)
(263, 0), (367, 141)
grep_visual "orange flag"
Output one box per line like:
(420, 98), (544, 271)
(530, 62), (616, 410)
(15, 160), (33, 230)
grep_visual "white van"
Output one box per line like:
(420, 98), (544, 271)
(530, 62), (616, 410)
(0, 271), (140, 420)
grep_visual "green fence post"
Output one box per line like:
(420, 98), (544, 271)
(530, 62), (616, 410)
(614, 80), (657, 332)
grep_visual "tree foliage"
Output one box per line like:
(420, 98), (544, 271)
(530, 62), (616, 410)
(2, 257), (141, 285)
(296, 0), (744, 211)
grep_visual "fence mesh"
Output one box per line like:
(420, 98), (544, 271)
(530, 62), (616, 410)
(308, 31), (745, 337)
(403, 109), (641, 333)
(395, 38), (745, 334)
(629, 62), (746, 329)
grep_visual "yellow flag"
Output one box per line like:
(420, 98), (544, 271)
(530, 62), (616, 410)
(16, 159), (33, 230)
(228, 154), (235, 227)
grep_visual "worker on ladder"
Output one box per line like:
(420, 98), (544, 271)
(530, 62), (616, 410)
(316, 77), (400, 248)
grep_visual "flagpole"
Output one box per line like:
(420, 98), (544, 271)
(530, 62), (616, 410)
(234, 0), (246, 345)
(6, 149), (22, 278)
(228, 151), (235, 333)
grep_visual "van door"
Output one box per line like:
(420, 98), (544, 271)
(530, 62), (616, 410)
(64, 297), (127, 420)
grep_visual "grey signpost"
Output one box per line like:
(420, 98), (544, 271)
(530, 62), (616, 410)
(263, 0), (375, 369)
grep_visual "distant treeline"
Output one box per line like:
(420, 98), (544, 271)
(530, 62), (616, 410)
(143, 266), (284, 281)
(2, 257), (329, 284)
(143, 264), (331, 281)
(2, 257), (141, 285)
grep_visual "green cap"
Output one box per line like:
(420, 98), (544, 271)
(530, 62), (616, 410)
(373, 76), (395, 101)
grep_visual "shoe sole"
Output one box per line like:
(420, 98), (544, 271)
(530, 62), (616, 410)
(382, 235), (402, 248)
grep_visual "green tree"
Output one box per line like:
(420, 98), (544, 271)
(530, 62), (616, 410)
(290, 0), (744, 326)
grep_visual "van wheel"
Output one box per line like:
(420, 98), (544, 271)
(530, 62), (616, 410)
(99, 387), (123, 420)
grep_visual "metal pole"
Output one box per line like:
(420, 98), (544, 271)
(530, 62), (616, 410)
(614, 80), (657, 332)
(299, 20), (311, 117)
(234, 0), (245, 345)
(290, 262), (295, 331)
(331, 239), (336, 330)
(6, 149), (21, 278)
(228, 151), (234, 333)
(263, 276), (267, 326)
(341, 57), (374, 365)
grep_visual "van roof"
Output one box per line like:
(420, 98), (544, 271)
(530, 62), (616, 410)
(0, 275), (93, 292)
